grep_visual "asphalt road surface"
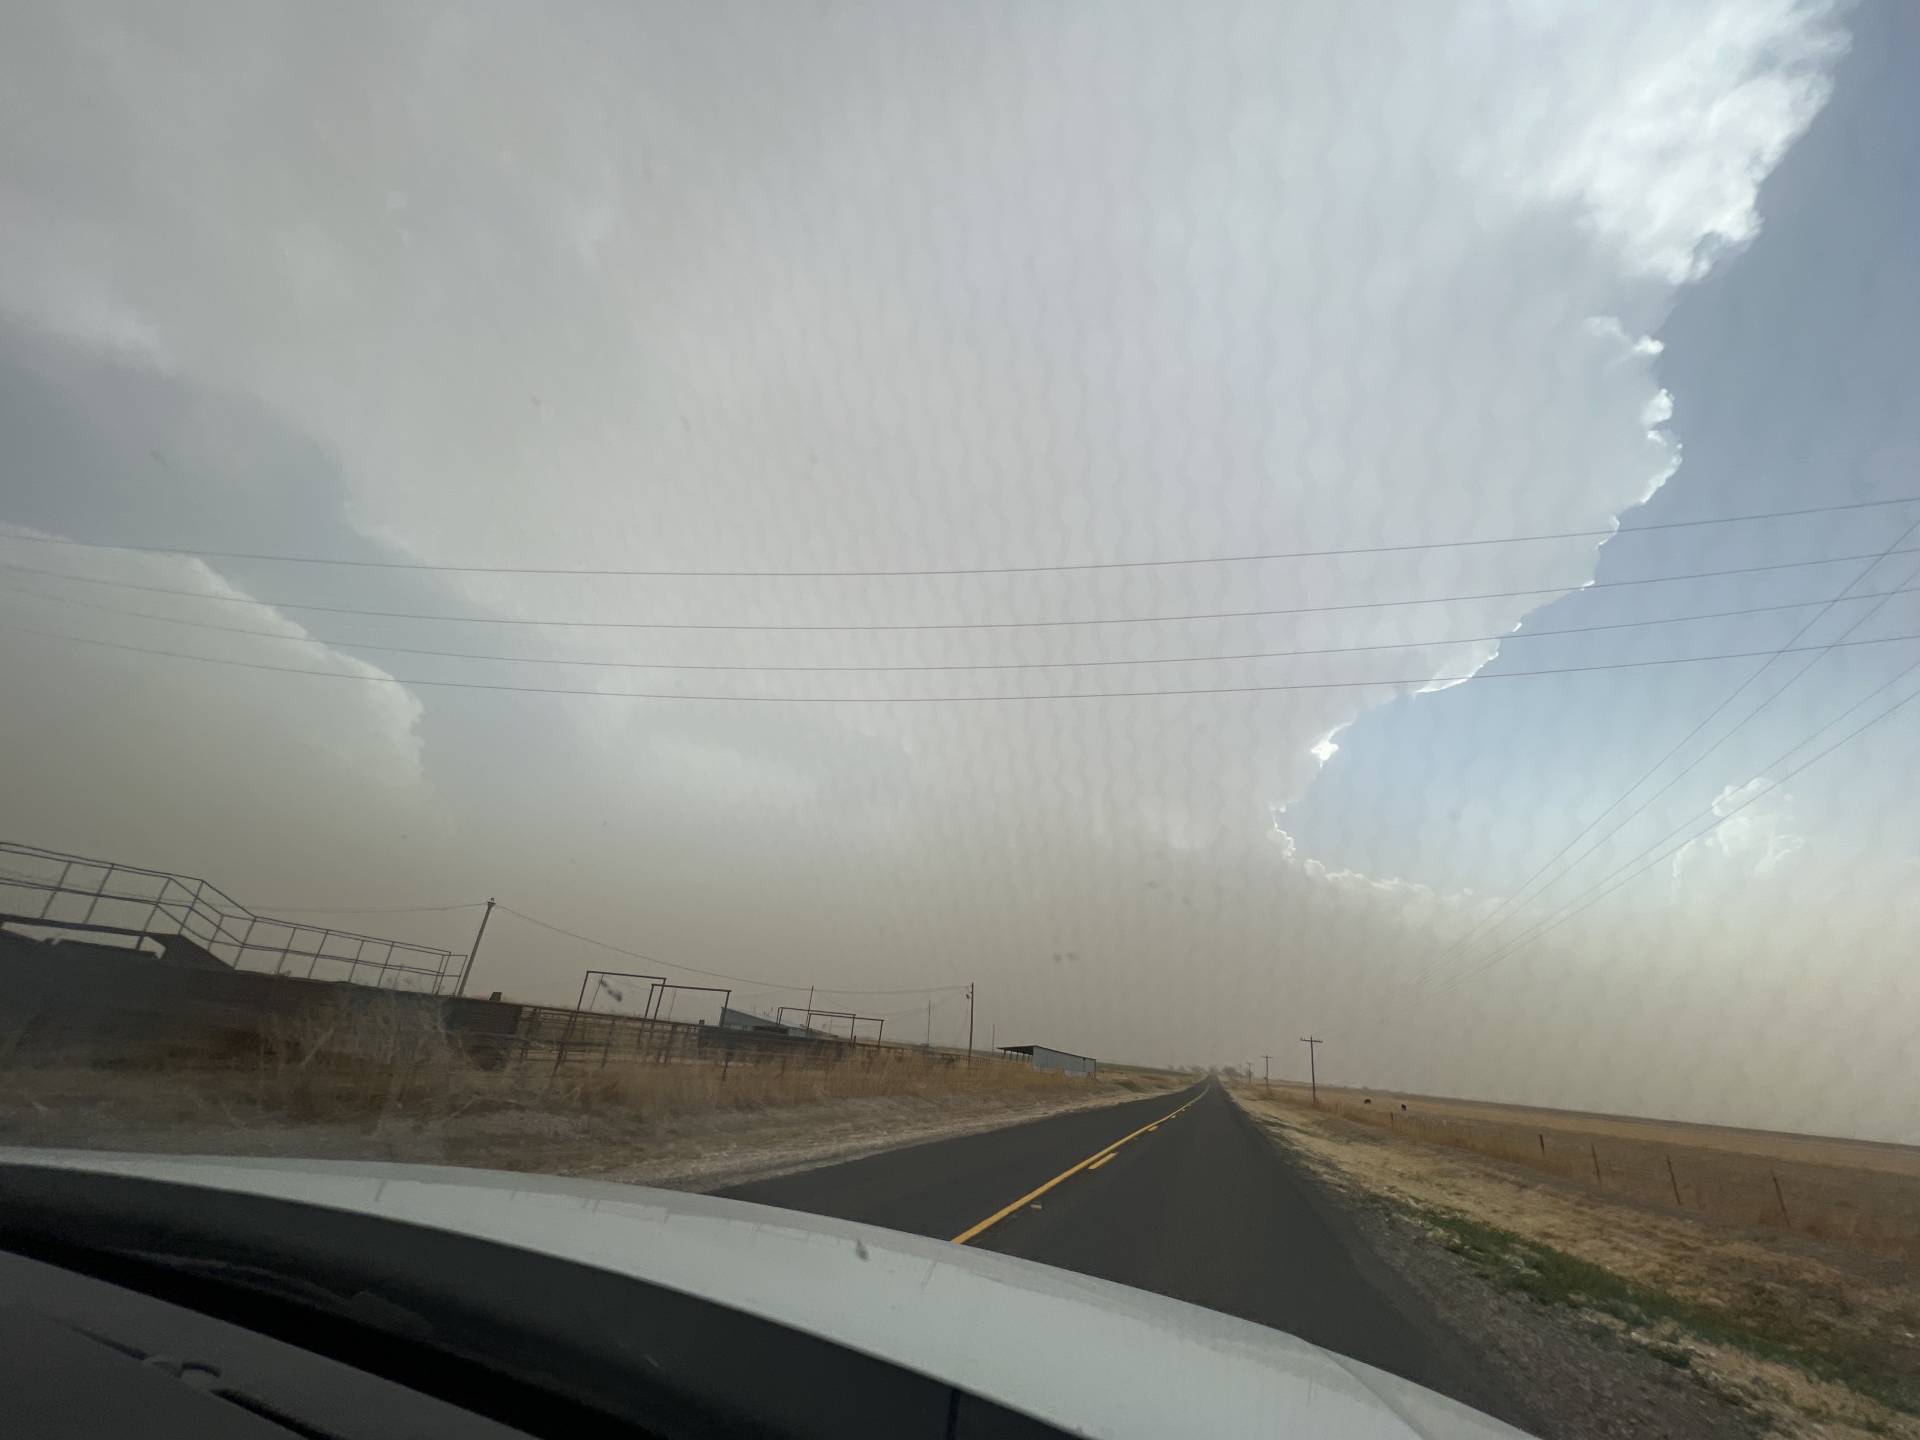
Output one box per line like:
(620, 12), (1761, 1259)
(722, 1079), (1497, 1406)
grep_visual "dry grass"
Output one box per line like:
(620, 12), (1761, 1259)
(155, 992), (1102, 1123)
(1258, 1080), (1920, 1263)
(549, 1044), (1095, 1118)
(0, 994), (1163, 1178)
(1233, 1084), (1920, 1438)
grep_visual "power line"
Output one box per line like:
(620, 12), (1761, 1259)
(1427, 552), (1920, 995)
(1417, 663), (1920, 1004)
(1405, 517), (1920, 1000)
(5, 546), (1914, 634)
(869, 993), (964, 1021)
(8, 615), (1919, 703)
(4, 494), (1911, 579)
(1299, 1035), (1324, 1101)
(247, 900), (486, 916)
(494, 904), (967, 996)
(1442, 552), (1920, 979)
(10, 574), (1916, 674)
(1404, 523), (1920, 992)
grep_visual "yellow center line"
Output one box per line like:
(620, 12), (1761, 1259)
(950, 1085), (1205, 1245)
(1087, 1152), (1116, 1171)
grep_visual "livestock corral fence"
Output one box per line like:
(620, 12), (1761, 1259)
(0, 841), (993, 1085)
(506, 1003), (902, 1073)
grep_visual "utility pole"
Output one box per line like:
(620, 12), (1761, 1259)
(966, 982), (975, 1067)
(1261, 1053), (1272, 1093)
(454, 898), (495, 998)
(925, 998), (932, 1049)
(1299, 1035), (1323, 1102)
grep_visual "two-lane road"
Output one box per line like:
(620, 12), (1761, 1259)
(723, 1080), (1499, 1408)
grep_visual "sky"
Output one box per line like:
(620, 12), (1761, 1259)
(3, 1), (1916, 1140)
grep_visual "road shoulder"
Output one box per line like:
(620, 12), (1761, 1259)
(1231, 1086), (1917, 1440)
(1213, 1089), (1543, 1433)
(592, 1079), (1183, 1193)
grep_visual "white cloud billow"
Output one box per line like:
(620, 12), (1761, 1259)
(1671, 779), (1807, 892)
(1481, 0), (1848, 282)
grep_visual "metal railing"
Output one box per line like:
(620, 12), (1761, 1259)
(0, 841), (459, 993)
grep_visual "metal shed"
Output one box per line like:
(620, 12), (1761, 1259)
(720, 1006), (802, 1035)
(999, 1043), (1097, 1076)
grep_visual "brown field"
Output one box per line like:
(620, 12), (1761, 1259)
(0, 993), (1176, 1183)
(1255, 1079), (1920, 1262)
(1233, 1082), (1920, 1439)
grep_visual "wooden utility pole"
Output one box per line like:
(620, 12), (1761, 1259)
(966, 983), (975, 1066)
(1298, 1035), (1323, 1102)
(454, 897), (495, 998)
(1261, 1053), (1272, 1092)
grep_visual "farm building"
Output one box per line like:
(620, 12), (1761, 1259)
(720, 1006), (804, 1036)
(999, 1043), (1097, 1076)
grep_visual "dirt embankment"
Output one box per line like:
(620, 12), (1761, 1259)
(1230, 1084), (1920, 1440)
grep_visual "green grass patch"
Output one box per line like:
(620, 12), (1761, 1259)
(1413, 1206), (1915, 1416)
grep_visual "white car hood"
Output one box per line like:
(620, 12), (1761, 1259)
(0, 1147), (1528, 1439)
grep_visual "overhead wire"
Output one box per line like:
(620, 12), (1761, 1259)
(1414, 660), (1920, 1005)
(494, 904), (968, 995)
(6, 615), (1919, 703)
(246, 900), (486, 916)
(3, 493), (1911, 578)
(1401, 520), (1920, 994)
(4, 546), (1915, 632)
(1474, 550), (1920, 938)
(9, 506), (1913, 1005)
(5, 575), (1916, 673)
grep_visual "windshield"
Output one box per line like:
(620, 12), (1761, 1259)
(2, 5), (1916, 1438)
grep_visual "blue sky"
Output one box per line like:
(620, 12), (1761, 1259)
(1285, 2), (1920, 902)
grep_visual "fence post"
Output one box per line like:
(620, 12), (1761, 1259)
(79, 863), (113, 925)
(1590, 1142), (1602, 1186)
(38, 860), (73, 919)
(141, 880), (168, 949)
(1771, 1171), (1791, 1226)
(1666, 1155), (1683, 1208)
(185, 881), (207, 953)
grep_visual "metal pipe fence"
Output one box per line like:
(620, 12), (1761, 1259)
(0, 841), (459, 993)
(510, 1003), (923, 1073)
